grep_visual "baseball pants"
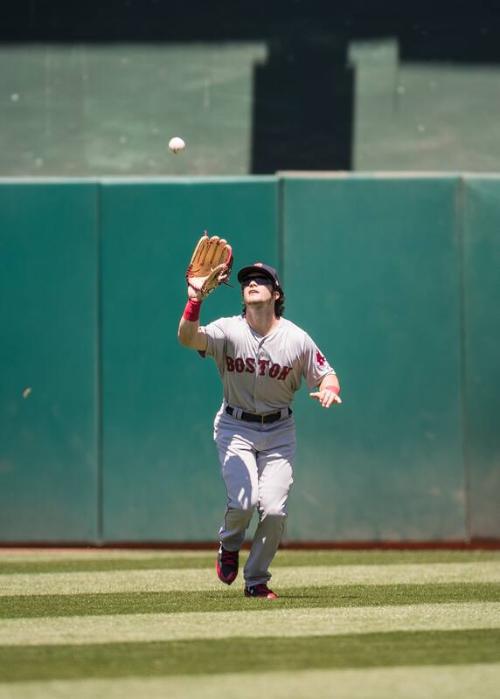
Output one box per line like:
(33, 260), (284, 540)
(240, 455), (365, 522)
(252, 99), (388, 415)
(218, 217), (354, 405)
(214, 410), (295, 587)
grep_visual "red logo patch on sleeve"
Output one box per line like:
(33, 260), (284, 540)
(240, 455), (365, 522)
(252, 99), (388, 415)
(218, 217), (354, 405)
(316, 351), (326, 367)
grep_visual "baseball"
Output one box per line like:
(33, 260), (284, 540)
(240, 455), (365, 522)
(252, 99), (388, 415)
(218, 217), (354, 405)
(168, 136), (186, 154)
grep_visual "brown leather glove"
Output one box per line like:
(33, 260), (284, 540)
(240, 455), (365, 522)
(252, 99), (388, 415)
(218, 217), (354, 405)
(186, 231), (233, 299)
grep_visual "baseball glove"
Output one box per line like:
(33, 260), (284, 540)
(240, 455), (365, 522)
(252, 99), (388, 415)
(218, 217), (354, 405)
(186, 232), (233, 299)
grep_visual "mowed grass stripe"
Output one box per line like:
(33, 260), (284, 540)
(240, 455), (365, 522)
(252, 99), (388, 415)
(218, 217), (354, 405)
(0, 550), (213, 563)
(1, 664), (500, 699)
(1, 602), (499, 646)
(1, 550), (499, 574)
(2, 583), (499, 619)
(0, 630), (499, 682)
(0, 556), (216, 575)
(2, 562), (500, 596)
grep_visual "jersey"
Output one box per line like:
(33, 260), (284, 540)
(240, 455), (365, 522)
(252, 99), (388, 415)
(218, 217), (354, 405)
(200, 315), (335, 414)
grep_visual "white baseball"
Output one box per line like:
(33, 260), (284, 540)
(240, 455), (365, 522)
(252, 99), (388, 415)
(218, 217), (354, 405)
(168, 136), (186, 154)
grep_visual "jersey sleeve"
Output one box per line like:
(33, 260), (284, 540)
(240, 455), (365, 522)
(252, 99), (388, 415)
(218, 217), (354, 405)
(198, 318), (227, 369)
(302, 333), (336, 389)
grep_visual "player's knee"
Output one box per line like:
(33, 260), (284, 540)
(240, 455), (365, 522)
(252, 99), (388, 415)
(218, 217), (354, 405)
(240, 497), (258, 514)
(231, 504), (256, 517)
(228, 496), (257, 514)
(238, 488), (258, 512)
(259, 504), (287, 519)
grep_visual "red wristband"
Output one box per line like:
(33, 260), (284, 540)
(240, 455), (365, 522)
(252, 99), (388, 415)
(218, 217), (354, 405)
(183, 298), (202, 322)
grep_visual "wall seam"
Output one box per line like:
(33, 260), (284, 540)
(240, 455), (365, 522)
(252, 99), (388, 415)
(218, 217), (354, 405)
(278, 175), (285, 284)
(457, 175), (471, 542)
(96, 182), (104, 544)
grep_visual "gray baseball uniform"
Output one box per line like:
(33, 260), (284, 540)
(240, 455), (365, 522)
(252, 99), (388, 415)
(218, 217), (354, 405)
(201, 314), (335, 587)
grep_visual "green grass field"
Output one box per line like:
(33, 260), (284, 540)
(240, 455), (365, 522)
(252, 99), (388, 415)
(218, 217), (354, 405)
(0, 548), (499, 698)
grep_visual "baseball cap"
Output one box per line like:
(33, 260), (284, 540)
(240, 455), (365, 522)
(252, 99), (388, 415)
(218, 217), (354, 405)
(237, 262), (283, 289)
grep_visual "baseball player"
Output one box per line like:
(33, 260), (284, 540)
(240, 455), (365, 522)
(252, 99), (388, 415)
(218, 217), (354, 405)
(178, 235), (341, 599)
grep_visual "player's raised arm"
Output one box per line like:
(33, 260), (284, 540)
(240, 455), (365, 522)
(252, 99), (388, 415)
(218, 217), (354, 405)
(178, 293), (208, 351)
(177, 232), (232, 351)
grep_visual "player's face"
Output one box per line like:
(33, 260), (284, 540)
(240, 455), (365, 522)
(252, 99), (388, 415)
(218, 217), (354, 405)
(241, 276), (276, 307)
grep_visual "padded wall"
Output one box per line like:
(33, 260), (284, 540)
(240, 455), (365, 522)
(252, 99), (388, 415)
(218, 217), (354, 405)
(462, 177), (500, 538)
(281, 175), (466, 541)
(0, 182), (99, 540)
(99, 178), (279, 540)
(1, 175), (498, 542)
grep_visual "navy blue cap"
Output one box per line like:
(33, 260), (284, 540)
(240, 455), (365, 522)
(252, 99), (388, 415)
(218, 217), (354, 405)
(237, 263), (282, 289)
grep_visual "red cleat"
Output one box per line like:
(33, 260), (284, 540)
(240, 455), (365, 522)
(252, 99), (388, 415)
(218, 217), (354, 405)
(244, 583), (278, 599)
(216, 545), (239, 585)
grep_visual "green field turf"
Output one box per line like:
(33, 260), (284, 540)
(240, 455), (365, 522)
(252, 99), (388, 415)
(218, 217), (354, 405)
(0, 549), (499, 698)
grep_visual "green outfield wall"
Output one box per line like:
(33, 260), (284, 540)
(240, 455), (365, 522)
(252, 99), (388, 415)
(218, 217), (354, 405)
(99, 178), (279, 541)
(461, 178), (500, 539)
(282, 175), (465, 541)
(0, 175), (498, 542)
(0, 182), (99, 540)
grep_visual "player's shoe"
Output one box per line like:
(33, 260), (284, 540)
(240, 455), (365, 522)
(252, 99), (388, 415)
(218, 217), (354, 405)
(216, 545), (239, 585)
(244, 583), (278, 599)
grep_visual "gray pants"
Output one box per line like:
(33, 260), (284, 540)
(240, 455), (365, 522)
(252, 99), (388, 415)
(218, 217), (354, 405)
(214, 410), (295, 587)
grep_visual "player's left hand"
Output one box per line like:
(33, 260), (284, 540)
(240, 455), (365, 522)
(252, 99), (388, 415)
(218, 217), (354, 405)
(309, 388), (342, 408)
(186, 232), (233, 299)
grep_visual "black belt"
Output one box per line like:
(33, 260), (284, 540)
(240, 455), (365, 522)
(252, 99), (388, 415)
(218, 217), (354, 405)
(226, 406), (292, 424)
